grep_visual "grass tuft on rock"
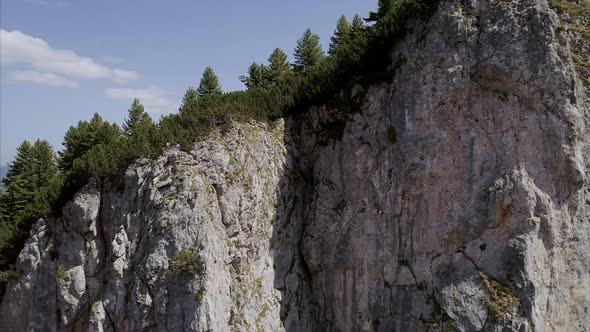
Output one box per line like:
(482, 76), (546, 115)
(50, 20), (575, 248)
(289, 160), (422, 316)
(0, 269), (21, 283)
(479, 272), (521, 320)
(167, 249), (203, 275)
(56, 264), (69, 286)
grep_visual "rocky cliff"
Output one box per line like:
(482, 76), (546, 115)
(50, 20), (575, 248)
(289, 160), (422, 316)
(1, 0), (589, 331)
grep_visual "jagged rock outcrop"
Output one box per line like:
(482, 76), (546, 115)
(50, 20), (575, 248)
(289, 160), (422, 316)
(1, 0), (589, 331)
(1, 121), (312, 331)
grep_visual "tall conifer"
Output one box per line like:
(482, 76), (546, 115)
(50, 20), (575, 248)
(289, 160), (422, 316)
(294, 29), (325, 72)
(197, 66), (222, 97)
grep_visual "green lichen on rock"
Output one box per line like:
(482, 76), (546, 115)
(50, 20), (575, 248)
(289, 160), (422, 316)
(0, 269), (21, 283)
(56, 264), (69, 286)
(422, 292), (456, 329)
(549, 0), (590, 18)
(549, 0), (590, 81)
(147, 218), (156, 233)
(255, 304), (269, 332)
(167, 249), (203, 275)
(479, 272), (521, 320)
(386, 127), (397, 144)
(449, 4), (475, 30)
(91, 301), (101, 314)
(332, 199), (347, 213)
(195, 289), (205, 304)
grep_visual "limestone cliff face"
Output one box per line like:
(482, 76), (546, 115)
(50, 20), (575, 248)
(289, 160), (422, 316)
(1, 0), (589, 331)
(0, 121), (311, 331)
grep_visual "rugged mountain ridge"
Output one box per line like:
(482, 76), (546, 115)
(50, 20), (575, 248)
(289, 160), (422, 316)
(1, 0), (589, 331)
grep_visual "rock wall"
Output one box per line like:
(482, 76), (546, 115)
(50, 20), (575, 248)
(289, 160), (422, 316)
(0, 121), (312, 331)
(291, 0), (590, 330)
(1, 0), (589, 331)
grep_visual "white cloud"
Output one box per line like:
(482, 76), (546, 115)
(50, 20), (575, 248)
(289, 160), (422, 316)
(10, 70), (79, 88)
(0, 29), (139, 84)
(105, 87), (175, 115)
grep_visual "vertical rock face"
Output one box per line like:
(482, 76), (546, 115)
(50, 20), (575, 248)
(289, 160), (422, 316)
(291, 0), (589, 330)
(0, 121), (313, 332)
(1, 0), (588, 331)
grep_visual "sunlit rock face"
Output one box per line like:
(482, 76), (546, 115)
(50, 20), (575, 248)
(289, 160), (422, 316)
(1, 0), (589, 331)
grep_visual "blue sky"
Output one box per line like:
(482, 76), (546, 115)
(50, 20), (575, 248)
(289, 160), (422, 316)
(0, 0), (376, 165)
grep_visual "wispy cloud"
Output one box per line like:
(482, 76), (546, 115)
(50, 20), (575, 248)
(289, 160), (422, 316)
(10, 70), (79, 88)
(0, 29), (139, 85)
(105, 87), (175, 115)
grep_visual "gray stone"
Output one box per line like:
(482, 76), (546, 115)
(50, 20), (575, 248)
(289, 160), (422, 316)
(1, 0), (589, 331)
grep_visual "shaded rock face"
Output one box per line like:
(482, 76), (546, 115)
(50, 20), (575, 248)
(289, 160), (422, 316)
(1, 0), (589, 331)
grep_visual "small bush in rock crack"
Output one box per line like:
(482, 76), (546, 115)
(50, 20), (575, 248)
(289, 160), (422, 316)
(167, 249), (203, 275)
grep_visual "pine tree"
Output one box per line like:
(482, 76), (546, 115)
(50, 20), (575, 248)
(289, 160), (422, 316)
(240, 63), (271, 89)
(28, 140), (60, 216)
(179, 87), (198, 116)
(0, 139), (60, 270)
(72, 141), (127, 181)
(123, 99), (156, 158)
(351, 15), (365, 35)
(294, 29), (325, 72)
(342, 15), (367, 68)
(0, 141), (35, 221)
(366, 0), (428, 41)
(123, 99), (148, 135)
(268, 48), (292, 86)
(329, 16), (351, 57)
(367, 0), (393, 22)
(197, 66), (222, 97)
(30, 140), (59, 190)
(2, 141), (33, 190)
(58, 113), (122, 173)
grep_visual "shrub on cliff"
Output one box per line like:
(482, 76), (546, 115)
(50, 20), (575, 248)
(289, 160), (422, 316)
(167, 249), (203, 275)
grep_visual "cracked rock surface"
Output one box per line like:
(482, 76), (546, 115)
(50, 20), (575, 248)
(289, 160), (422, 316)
(1, 0), (589, 331)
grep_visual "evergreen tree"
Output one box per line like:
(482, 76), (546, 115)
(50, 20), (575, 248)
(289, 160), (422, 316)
(28, 140), (61, 216)
(58, 113), (127, 190)
(268, 48), (292, 87)
(123, 99), (157, 158)
(367, 0), (393, 22)
(0, 140), (60, 270)
(351, 14), (365, 32)
(197, 66), (222, 97)
(345, 15), (368, 68)
(72, 141), (127, 181)
(2, 141), (33, 189)
(30, 140), (59, 190)
(240, 63), (271, 89)
(294, 29), (325, 72)
(179, 87), (198, 116)
(366, 0), (429, 41)
(1, 141), (37, 221)
(329, 16), (351, 57)
(58, 113), (122, 173)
